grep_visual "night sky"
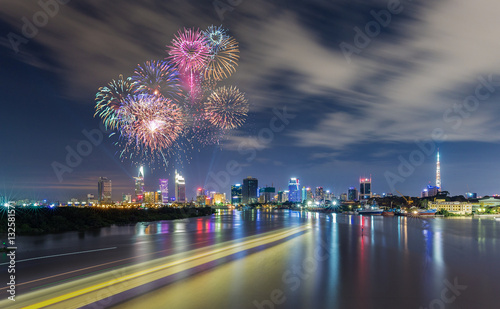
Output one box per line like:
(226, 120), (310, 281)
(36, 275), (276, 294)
(1, 0), (499, 201)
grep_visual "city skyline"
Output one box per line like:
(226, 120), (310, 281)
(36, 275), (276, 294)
(1, 1), (500, 202)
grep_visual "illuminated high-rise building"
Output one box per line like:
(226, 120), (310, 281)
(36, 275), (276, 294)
(301, 187), (307, 202)
(436, 149), (441, 191)
(348, 187), (358, 201)
(315, 187), (324, 203)
(359, 177), (372, 199)
(175, 170), (186, 203)
(231, 184), (243, 204)
(98, 177), (112, 203)
(288, 178), (301, 203)
(259, 186), (276, 203)
(159, 179), (169, 204)
(242, 177), (258, 204)
(421, 185), (439, 198)
(134, 166), (145, 202)
(306, 187), (314, 201)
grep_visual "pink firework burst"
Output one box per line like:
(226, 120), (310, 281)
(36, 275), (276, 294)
(167, 28), (210, 73)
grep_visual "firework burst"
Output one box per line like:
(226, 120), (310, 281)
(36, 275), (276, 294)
(167, 28), (209, 73)
(95, 75), (140, 129)
(203, 26), (239, 80)
(120, 94), (184, 151)
(205, 86), (248, 130)
(94, 26), (248, 165)
(203, 25), (228, 54)
(205, 36), (239, 80)
(132, 60), (181, 98)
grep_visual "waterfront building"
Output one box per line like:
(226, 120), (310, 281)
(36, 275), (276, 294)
(306, 187), (314, 201)
(301, 186), (307, 203)
(259, 187), (276, 203)
(231, 184), (243, 204)
(325, 190), (335, 201)
(288, 178), (301, 203)
(278, 190), (289, 203)
(340, 193), (348, 201)
(134, 166), (145, 202)
(175, 170), (186, 203)
(144, 191), (155, 204)
(213, 193), (226, 205)
(242, 177), (258, 204)
(122, 194), (132, 203)
(347, 187), (358, 201)
(315, 187), (324, 203)
(196, 195), (206, 206)
(159, 179), (169, 204)
(428, 199), (472, 215)
(471, 197), (500, 211)
(359, 177), (372, 199)
(87, 193), (95, 204)
(98, 177), (112, 203)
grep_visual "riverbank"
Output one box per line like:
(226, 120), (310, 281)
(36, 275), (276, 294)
(0, 206), (215, 235)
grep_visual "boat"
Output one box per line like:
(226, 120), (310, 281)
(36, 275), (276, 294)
(356, 206), (384, 215)
(418, 209), (437, 216)
(382, 210), (395, 216)
(495, 217), (500, 221)
(394, 209), (408, 216)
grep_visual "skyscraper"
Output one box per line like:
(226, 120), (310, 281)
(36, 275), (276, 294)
(259, 186), (276, 203)
(242, 177), (258, 204)
(315, 187), (324, 203)
(175, 170), (186, 203)
(98, 177), (112, 204)
(436, 149), (441, 191)
(231, 184), (243, 204)
(159, 179), (169, 204)
(306, 187), (314, 201)
(421, 185), (439, 198)
(359, 177), (372, 199)
(348, 187), (358, 201)
(288, 178), (301, 203)
(134, 166), (145, 202)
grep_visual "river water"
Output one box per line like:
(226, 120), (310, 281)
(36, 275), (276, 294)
(2, 210), (499, 309)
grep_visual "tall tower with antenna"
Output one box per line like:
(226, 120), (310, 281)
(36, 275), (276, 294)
(436, 149), (441, 191)
(134, 166), (145, 202)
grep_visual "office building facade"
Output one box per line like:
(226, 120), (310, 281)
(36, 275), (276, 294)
(242, 177), (258, 204)
(288, 178), (301, 203)
(134, 166), (145, 202)
(98, 177), (112, 203)
(231, 184), (243, 204)
(359, 177), (372, 199)
(175, 170), (186, 203)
